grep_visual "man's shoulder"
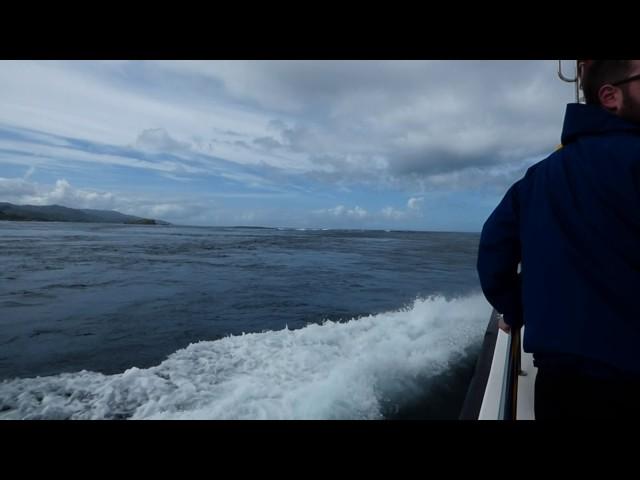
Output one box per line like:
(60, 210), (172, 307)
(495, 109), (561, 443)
(574, 130), (640, 156)
(522, 151), (557, 178)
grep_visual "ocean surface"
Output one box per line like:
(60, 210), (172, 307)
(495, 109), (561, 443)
(0, 222), (491, 419)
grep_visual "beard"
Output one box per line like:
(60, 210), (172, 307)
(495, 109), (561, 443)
(618, 88), (640, 125)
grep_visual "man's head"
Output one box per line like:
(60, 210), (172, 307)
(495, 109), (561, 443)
(581, 60), (640, 124)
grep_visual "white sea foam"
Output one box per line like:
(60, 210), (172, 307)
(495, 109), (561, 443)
(0, 293), (491, 420)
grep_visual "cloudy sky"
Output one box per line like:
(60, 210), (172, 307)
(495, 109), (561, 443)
(0, 60), (577, 231)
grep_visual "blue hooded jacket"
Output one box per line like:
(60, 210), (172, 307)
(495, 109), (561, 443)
(477, 103), (640, 375)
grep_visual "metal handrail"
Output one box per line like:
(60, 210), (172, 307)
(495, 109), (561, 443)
(558, 60), (582, 104)
(498, 316), (522, 420)
(504, 326), (521, 420)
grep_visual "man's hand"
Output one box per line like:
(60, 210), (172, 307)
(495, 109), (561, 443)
(498, 314), (511, 333)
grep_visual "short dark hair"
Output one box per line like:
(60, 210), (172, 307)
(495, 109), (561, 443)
(581, 60), (634, 105)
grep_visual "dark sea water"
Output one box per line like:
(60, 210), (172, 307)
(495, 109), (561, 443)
(0, 222), (491, 419)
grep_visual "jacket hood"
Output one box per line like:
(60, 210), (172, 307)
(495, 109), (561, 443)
(560, 103), (640, 145)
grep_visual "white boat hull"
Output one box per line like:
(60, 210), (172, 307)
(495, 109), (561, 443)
(460, 310), (537, 420)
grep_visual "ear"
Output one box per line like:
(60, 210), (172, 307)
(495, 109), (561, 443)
(598, 84), (622, 112)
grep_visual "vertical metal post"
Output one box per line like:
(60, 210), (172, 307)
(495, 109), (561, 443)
(499, 326), (522, 420)
(558, 60), (581, 103)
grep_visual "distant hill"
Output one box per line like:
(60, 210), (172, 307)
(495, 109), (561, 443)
(0, 202), (170, 225)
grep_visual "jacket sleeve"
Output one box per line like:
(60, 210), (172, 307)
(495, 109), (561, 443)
(477, 181), (523, 328)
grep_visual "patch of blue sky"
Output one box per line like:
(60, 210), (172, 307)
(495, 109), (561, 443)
(0, 162), (31, 179)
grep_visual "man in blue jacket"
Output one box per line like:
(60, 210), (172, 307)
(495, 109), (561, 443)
(477, 60), (640, 419)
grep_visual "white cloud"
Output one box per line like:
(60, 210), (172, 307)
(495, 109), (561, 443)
(0, 61), (276, 157)
(0, 59), (577, 227)
(317, 205), (369, 220)
(311, 201), (430, 227)
(407, 197), (424, 210)
(134, 128), (192, 154)
(168, 60), (569, 185)
(381, 206), (406, 221)
(0, 177), (38, 198)
(0, 176), (117, 210)
(420, 156), (542, 191)
(24, 179), (116, 210)
(3, 60), (573, 182)
(0, 175), (212, 223)
(352, 206), (367, 219)
(380, 200), (426, 221)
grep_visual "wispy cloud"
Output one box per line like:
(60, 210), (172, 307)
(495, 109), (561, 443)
(134, 128), (192, 154)
(23, 166), (35, 180)
(0, 60), (577, 230)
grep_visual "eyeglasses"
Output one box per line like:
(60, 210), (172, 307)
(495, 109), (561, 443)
(611, 73), (640, 87)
